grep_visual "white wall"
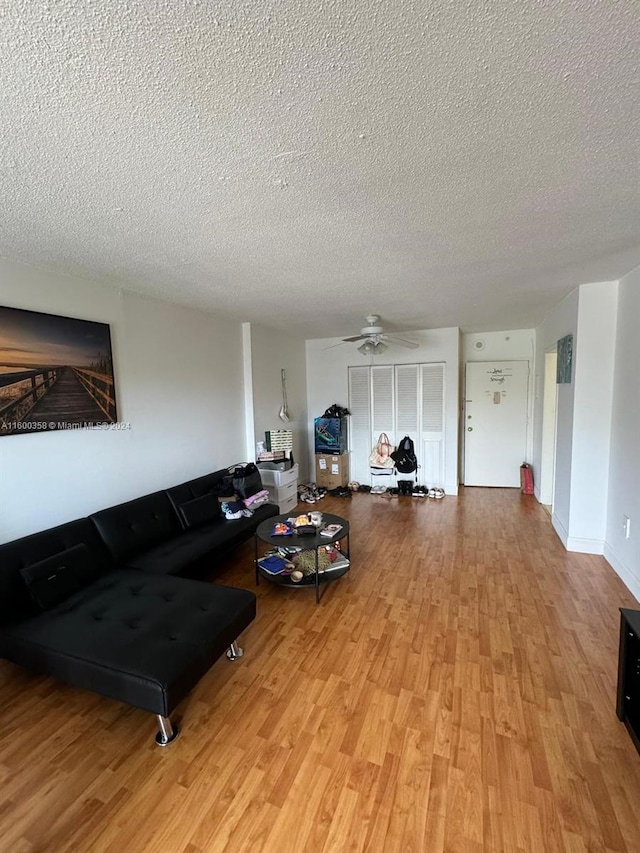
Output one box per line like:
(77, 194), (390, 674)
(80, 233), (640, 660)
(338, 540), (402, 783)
(533, 288), (579, 544)
(568, 282), (618, 552)
(462, 329), (536, 363)
(305, 328), (460, 493)
(605, 266), (640, 601)
(246, 322), (309, 476)
(539, 351), (558, 505)
(0, 259), (247, 542)
(533, 282), (619, 557)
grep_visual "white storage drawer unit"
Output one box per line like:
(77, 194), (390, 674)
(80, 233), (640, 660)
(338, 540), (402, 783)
(277, 492), (298, 515)
(259, 464), (298, 488)
(260, 464), (298, 513)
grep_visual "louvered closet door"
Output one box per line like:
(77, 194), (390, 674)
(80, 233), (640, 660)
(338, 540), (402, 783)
(420, 363), (445, 487)
(395, 364), (419, 479)
(371, 366), (394, 436)
(371, 365), (395, 482)
(348, 366), (371, 484)
(348, 362), (445, 488)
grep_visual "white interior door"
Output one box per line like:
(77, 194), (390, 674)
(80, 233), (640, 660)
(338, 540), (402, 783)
(464, 361), (529, 487)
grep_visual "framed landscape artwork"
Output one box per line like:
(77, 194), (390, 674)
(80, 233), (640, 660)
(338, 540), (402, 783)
(0, 305), (118, 436)
(557, 333), (573, 384)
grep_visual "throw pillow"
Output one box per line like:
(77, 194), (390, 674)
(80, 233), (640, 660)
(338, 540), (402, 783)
(19, 543), (94, 610)
(179, 493), (220, 529)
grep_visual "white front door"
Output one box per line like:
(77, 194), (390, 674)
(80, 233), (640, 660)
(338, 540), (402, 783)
(464, 361), (529, 487)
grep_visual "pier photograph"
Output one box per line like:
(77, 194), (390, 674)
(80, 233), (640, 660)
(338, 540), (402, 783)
(0, 305), (117, 436)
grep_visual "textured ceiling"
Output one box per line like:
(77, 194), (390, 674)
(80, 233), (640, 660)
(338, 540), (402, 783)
(1, 1), (639, 338)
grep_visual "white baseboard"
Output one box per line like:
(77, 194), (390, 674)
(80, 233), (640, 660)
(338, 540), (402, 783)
(445, 482), (459, 496)
(604, 544), (640, 603)
(551, 513), (568, 547)
(552, 514), (607, 555)
(566, 536), (605, 555)
(534, 485), (554, 505)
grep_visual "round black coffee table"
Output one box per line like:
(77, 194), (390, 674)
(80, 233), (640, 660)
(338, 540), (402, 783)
(254, 512), (350, 603)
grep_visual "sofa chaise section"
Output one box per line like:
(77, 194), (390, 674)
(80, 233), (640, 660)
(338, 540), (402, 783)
(0, 567), (255, 743)
(0, 516), (256, 745)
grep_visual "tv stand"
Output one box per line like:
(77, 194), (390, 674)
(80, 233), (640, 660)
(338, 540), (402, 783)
(617, 608), (640, 754)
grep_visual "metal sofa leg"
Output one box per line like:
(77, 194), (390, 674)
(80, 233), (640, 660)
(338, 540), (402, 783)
(226, 640), (244, 660)
(155, 714), (179, 746)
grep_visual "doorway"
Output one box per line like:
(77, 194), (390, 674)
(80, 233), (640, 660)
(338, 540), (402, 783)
(464, 361), (530, 487)
(539, 350), (558, 510)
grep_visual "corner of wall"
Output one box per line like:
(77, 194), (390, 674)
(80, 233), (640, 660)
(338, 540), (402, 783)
(241, 322), (255, 462)
(604, 544), (640, 602)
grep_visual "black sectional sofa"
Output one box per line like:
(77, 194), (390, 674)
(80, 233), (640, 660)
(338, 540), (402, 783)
(0, 467), (279, 746)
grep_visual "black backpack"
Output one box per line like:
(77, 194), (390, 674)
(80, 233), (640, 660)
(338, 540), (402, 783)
(391, 436), (418, 474)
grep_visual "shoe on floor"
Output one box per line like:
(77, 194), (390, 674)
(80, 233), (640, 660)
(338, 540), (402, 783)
(371, 485), (387, 494)
(329, 486), (351, 497)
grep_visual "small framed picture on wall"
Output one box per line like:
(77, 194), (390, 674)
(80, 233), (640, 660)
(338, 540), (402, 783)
(557, 334), (573, 384)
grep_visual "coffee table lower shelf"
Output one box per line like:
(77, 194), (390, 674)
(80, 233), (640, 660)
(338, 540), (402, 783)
(257, 562), (350, 589)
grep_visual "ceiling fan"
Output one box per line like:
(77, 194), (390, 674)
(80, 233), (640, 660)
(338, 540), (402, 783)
(337, 315), (419, 355)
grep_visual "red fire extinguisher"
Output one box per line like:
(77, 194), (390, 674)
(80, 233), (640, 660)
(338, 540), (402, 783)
(520, 463), (534, 495)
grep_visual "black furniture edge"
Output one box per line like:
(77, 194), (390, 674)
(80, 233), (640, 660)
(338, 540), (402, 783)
(0, 466), (279, 746)
(617, 608), (640, 754)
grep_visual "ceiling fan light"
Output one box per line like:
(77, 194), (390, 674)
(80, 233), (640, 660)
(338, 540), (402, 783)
(374, 341), (388, 353)
(358, 340), (375, 355)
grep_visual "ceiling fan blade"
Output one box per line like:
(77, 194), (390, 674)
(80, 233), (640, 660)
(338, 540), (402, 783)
(322, 341), (350, 351)
(385, 336), (419, 349)
(342, 335), (365, 342)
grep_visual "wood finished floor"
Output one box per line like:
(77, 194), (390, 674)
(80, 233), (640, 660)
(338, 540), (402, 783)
(1, 488), (639, 853)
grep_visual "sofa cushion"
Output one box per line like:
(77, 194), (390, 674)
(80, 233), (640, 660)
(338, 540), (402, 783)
(178, 493), (220, 529)
(20, 543), (96, 610)
(125, 502), (280, 575)
(0, 518), (112, 625)
(125, 523), (232, 575)
(90, 491), (182, 564)
(0, 568), (257, 717)
(166, 471), (228, 527)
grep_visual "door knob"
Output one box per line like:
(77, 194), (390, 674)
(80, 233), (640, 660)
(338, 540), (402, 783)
(467, 427), (473, 431)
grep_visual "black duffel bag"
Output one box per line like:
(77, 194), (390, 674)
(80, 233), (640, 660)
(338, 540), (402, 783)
(232, 463), (263, 499)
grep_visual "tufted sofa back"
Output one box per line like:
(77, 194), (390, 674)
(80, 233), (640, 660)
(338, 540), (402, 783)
(165, 469), (229, 527)
(0, 519), (112, 625)
(89, 491), (182, 564)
